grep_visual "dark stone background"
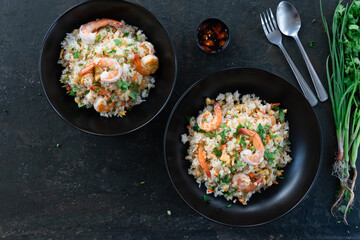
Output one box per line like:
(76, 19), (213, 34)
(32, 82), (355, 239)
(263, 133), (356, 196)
(0, 0), (359, 239)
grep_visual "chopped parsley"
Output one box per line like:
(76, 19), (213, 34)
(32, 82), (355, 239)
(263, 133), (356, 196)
(235, 159), (243, 168)
(270, 134), (278, 139)
(273, 105), (285, 122)
(129, 90), (140, 101)
(264, 124), (270, 131)
(213, 145), (222, 157)
(219, 129), (230, 144)
(257, 123), (265, 141)
(308, 41), (316, 47)
(244, 121), (252, 129)
(235, 123), (244, 135)
(220, 123), (227, 128)
(234, 115), (238, 118)
(240, 135), (246, 147)
(94, 87), (103, 93)
(73, 51), (79, 59)
(124, 32), (129, 37)
(116, 80), (130, 92)
(192, 122), (205, 133)
(279, 110), (284, 122)
(114, 39), (121, 46)
(134, 47), (138, 50)
(68, 87), (80, 96)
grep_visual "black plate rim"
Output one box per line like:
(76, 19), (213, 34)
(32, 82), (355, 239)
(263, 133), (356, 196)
(39, 0), (178, 136)
(163, 67), (323, 227)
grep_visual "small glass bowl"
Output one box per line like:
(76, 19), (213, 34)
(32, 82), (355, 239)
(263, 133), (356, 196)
(195, 18), (230, 54)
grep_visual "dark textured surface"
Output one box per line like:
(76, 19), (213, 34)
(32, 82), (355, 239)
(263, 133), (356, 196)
(0, 0), (359, 239)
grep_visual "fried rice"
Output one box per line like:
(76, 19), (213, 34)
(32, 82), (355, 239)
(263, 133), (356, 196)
(58, 20), (156, 117)
(181, 92), (292, 205)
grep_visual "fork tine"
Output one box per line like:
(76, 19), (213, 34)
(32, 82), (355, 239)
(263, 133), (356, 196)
(266, 10), (275, 31)
(269, 8), (278, 30)
(262, 12), (272, 33)
(260, 14), (269, 35)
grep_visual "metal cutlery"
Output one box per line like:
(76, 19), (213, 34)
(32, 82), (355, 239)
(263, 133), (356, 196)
(260, 9), (318, 107)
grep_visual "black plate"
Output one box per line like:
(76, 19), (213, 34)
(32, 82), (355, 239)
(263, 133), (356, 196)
(40, 0), (176, 136)
(164, 68), (322, 227)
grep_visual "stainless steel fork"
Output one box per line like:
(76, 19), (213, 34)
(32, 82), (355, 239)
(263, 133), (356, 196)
(260, 9), (318, 107)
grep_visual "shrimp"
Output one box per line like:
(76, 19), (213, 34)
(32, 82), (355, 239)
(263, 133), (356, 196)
(238, 128), (265, 165)
(197, 145), (211, 178)
(141, 41), (155, 55)
(93, 97), (115, 113)
(197, 102), (222, 132)
(134, 54), (159, 76)
(80, 57), (121, 83)
(232, 173), (262, 193)
(79, 19), (123, 44)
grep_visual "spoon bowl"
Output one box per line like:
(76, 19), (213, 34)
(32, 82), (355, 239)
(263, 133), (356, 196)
(276, 1), (301, 36)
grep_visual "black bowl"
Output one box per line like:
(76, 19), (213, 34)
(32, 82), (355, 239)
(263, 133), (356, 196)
(164, 68), (322, 226)
(40, 0), (177, 136)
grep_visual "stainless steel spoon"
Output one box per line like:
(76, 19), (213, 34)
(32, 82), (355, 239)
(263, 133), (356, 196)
(276, 1), (328, 102)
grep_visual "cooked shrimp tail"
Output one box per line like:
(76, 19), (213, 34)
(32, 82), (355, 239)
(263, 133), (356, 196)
(238, 128), (265, 165)
(80, 57), (121, 83)
(134, 54), (159, 76)
(197, 102), (222, 132)
(197, 145), (211, 178)
(79, 19), (123, 44)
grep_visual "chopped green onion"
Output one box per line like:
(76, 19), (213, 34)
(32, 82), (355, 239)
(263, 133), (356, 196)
(95, 34), (101, 43)
(73, 51), (79, 59)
